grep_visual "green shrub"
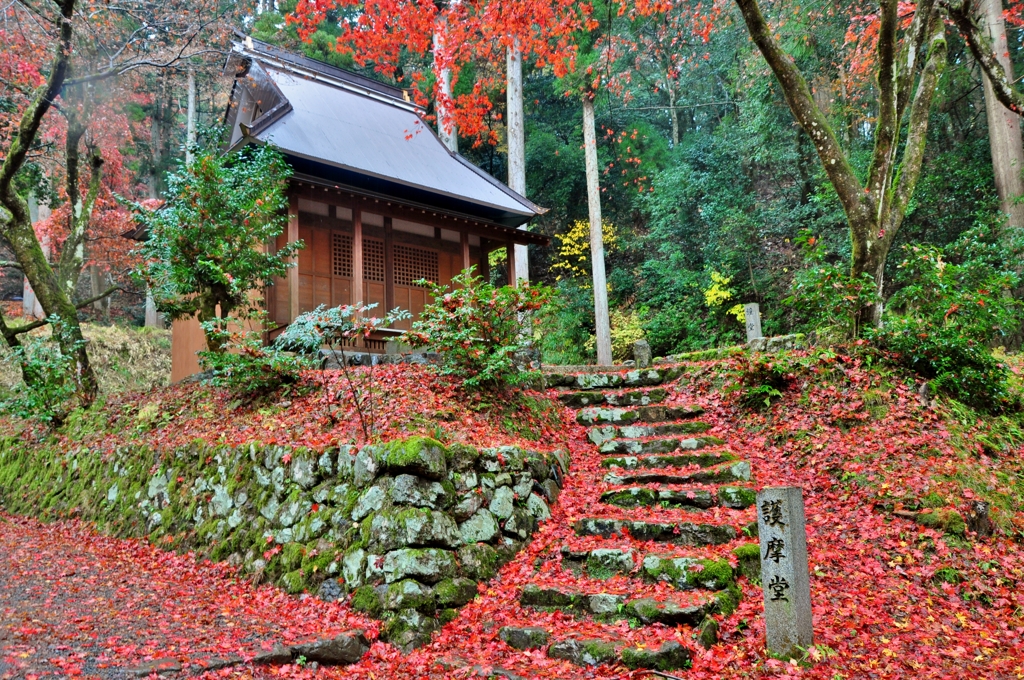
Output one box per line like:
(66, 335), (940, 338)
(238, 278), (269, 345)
(128, 141), (300, 353)
(870, 234), (1022, 412)
(784, 230), (880, 340)
(0, 327), (83, 426)
(727, 356), (794, 410)
(870, 319), (1014, 412)
(534, 279), (594, 365)
(403, 268), (552, 390)
(198, 314), (311, 400)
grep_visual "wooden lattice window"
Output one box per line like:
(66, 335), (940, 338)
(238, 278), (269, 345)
(332, 232), (352, 277)
(365, 239), (386, 282)
(394, 244), (439, 287)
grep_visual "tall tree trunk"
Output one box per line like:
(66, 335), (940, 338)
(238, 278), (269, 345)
(583, 95), (612, 365)
(89, 265), (105, 315)
(665, 78), (680, 147)
(149, 104), (162, 197)
(186, 67), (197, 166)
(433, 31), (458, 153)
(979, 0), (1024, 228)
(507, 42), (529, 285)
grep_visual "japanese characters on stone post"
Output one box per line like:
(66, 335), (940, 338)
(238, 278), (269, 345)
(744, 303), (763, 343)
(756, 486), (813, 659)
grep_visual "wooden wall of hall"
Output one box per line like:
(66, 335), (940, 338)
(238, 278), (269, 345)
(269, 206), (481, 334)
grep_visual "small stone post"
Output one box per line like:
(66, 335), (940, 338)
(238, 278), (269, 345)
(744, 303), (763, 343)
(632, 339), (652, 368)
(756, 486), (812, 659)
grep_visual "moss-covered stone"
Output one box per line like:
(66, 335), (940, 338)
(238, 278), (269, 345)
(641, 554), (733, 591)
(349, 585), (384, 617)
(697, 617), (719, 649)
(621, 640), (692, 670)
(381, 548), (457, 584)
(498, 626), (549, 650)
(447, 444), (480, 472)
(917, 509), (966, 537)
(281, 542), (306, 570)
(732, 543), (761, 583)
(280, 569), (307, 594)
(713, 583), (742, 617)
(547, 637), (620, 666)
(367, 506), (461, 553)
(520, 584), (578, 609)
(379, 437), (448, 480)
(457, 543), (499, 580)
(383, 579), (435, 612)
(718, 486), (757, 509)
(623, 597), (709, 626)
(434, 577), (478, 608)
(599, 487), (658, 508)
(586, 549), (634, 579)
(382, 607), (438, 651)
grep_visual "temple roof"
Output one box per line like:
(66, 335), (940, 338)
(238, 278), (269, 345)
(225, 37), (546, 231)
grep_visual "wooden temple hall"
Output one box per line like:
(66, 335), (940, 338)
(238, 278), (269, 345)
(170, 37), (548, 380)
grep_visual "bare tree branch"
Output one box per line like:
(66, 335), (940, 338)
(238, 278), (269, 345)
(943, 0), (1024, 114)
(3, 285), (121, 339)
(733, 0), (875, 238)
(889, 14), (947, 234)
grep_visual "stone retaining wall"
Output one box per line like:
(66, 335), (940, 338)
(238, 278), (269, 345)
(0, 435), (568, 651)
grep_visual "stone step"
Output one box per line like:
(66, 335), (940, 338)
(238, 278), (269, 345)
(557, 387), (668, 408)
(499, 627), (692, 670)
(588, 421), (712, 445)
(597, 435), (724, 455)
(601, 450), (737, 470)
(604, 459), (751, 486)
(576, 404), (704, 426)
(573, 517), (737, 545)
(519, 584), (714, 626)
(559, 547), (736, 592)
(599, 485), (755, 510)
(545, 367), (681, 391)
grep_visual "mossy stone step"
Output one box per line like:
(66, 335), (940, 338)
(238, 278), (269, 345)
(545, 367), (680, 390)
(588, 421), (712, 445)
(573, 518), (737, 545)
(598, 435), (725, 455)
(558, 387), (668, 408)
(546, 637), (692, 670)
(640, 554), (734, 591)
(599, 487), (715, 509)
(559, 548), (735, 592)
(600, 485), (756, 510)
(601, 450), (737, 470)
(576, 405), (704, 426)
(604, 460), (751, 486)
(520, 584), (715, 626)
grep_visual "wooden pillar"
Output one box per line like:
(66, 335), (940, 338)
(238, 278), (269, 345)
(506, 239), (517, 288)
(460, 229), (471, 275)
(480, 238), (490, 282)
(287, 192), (299, 322)
(384, 216), (395, 312)
(352, 206), (364, 306)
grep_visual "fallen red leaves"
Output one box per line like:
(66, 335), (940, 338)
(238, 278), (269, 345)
(2, 356), (1024, 679)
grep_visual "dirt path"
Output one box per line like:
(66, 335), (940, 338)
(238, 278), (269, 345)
(0, 514), (368, 679)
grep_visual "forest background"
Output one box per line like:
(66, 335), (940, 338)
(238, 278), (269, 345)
(4, 0), (1024, 367)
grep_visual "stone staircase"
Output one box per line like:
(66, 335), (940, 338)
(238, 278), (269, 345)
(497, 366), (756, 672)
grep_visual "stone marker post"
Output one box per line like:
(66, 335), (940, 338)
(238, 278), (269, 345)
(756, 486), (812, 659)
(632, 339), (652, 368)
(744, 303), (763, 343)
